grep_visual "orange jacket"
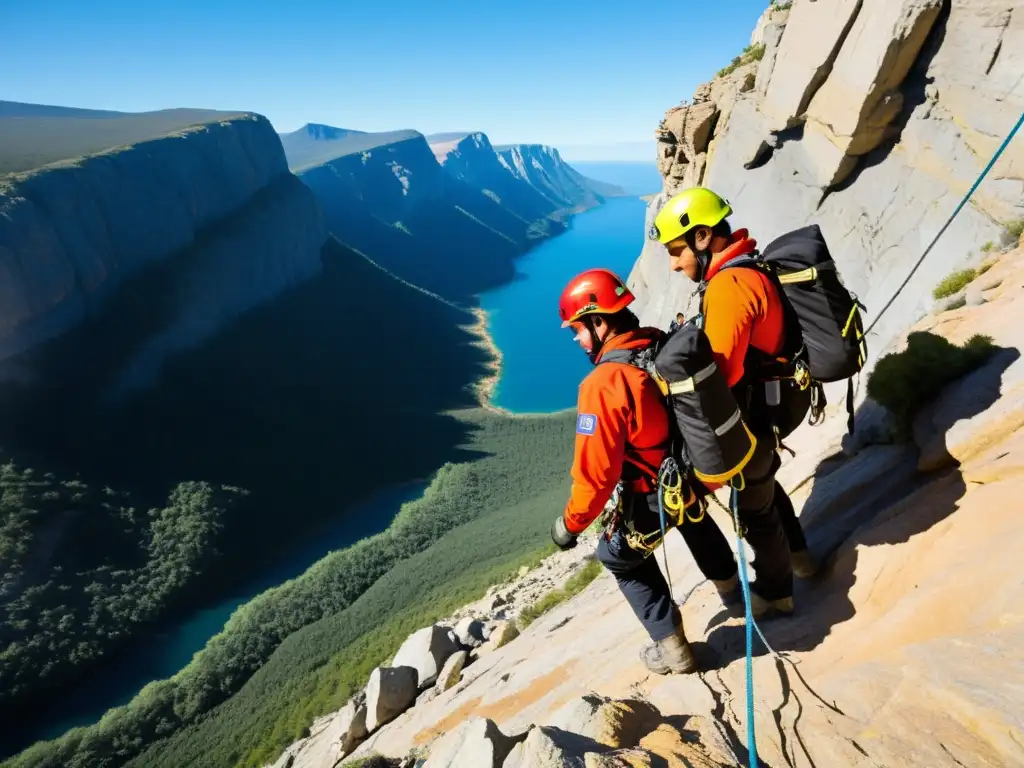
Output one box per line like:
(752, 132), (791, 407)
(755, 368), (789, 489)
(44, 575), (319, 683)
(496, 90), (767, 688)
(700, 229), (786, 388)
(562, 327), (672, 534)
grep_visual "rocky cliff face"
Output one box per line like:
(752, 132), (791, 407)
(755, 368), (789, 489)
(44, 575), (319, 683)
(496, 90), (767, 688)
(631, 0), (1023, 359)
(496, 143), (625, 209)
(433, 132), (619, 225)
(0, 113), (327, 370)
(273, 241), (1024, 768)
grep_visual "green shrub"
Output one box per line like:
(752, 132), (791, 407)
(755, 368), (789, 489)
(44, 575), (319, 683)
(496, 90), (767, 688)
(717, 44), (766, 77)
(932, 267), (977, 299)
(517, 557), (604, 629)
(866, 331), (998, 439)
(1003, 217), (1024, 247)
(980, 241), (994, 252)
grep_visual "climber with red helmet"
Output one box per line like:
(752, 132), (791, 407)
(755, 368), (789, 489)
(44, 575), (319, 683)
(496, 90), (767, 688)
(649, 186), (818, 619)
(550, 268), (740, 675)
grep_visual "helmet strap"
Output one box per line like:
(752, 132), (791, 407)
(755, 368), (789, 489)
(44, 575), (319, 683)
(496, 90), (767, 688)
(583, 315), (604, 364)
(685, 230), (712, 285)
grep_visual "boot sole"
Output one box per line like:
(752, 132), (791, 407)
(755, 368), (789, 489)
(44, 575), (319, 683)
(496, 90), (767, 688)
(646, 659), (699, 675)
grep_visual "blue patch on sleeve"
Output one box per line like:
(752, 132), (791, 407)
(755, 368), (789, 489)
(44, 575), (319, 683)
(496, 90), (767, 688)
(576, 413), (597, 435)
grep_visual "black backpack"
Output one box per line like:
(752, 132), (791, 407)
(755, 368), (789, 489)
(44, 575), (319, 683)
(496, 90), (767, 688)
(599, 324), (757, 489)
(718, 224), (868, 433)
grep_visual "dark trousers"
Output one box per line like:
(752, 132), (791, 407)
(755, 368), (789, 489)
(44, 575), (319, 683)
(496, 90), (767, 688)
(729, 435), (794, 601)
(596, 489), (737, 641)
(597, 442), (804, 639)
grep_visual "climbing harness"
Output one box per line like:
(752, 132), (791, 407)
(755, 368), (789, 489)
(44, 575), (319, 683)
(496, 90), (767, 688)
(864, 109), (1024, 338)
(617, 456), (705, 556)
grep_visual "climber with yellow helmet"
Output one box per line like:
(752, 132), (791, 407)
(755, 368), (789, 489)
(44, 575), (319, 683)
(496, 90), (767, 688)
(649, 186), (818, 619)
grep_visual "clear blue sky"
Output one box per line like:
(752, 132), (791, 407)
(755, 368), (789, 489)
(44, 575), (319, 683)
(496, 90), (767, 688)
(2, 0), (770, 159)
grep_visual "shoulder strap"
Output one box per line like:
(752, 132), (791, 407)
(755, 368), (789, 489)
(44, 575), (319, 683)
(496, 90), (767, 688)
(597, 342), (660, 375)
(595, 342), (669, 481)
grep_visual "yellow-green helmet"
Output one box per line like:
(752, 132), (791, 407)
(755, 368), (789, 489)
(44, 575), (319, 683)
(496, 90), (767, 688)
(649, 187), (732, 244)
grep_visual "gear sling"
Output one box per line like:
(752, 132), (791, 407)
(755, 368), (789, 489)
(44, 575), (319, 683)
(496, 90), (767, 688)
(599, 322), (757, 554)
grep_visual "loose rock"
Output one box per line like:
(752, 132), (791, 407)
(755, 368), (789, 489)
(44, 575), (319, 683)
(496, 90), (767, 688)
(365, 666), (418, 733)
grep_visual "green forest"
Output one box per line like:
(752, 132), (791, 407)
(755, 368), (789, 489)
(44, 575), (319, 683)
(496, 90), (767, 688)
(0, 469), (243, 707)
(0, 234), (580, 768)
(5, 408), (575, 768)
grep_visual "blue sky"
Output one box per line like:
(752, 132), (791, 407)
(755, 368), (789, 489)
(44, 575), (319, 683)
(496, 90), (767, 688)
(2, 0), (771, 160)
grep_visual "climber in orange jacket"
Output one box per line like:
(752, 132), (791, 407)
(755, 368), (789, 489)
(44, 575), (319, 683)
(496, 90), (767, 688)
(650, 186), (818, 618)
(550, 268), (740, 675)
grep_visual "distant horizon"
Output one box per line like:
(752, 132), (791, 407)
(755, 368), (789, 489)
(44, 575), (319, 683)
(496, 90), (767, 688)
(2, 0), (771, 154)
(0, 97), (660, 163)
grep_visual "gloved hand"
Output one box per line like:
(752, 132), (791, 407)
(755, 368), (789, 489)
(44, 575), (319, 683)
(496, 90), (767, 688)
(551, 515), (578, 550)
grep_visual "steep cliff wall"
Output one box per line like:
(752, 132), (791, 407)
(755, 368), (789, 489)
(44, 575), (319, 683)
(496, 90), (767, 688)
(631, 0), (1023, 363)
(496, 143), (625, 208)
(294, 131), (528, 298)
(292, 128), (623, 301)
(0, 113), (327, 367)
(433, 132), (574, 225)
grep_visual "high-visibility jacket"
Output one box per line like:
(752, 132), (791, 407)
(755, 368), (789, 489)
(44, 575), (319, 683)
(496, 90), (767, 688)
(562, 327), (671, 534)
(700, 229), (786, 388)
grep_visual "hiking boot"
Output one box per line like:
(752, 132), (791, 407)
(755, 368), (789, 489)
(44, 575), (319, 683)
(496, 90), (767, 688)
(749, 591), (795, 620)
(791, 549), (819, 579)
(640, 627), (698, 675)
(712, 573), (742, 608)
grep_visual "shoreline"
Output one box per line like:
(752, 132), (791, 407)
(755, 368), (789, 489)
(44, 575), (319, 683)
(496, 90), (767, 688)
(462, 307), (575, 419)
(464, 306), (510, 416)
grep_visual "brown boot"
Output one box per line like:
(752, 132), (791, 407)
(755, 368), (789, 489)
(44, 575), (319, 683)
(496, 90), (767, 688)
(791, 549), (819, 579)
(749, 591), (795, 620)
(712, 573), (741, 608)
(640, 626), (698, 675)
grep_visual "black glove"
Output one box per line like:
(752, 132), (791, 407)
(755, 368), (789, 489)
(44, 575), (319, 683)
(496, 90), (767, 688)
(551, 515), (578, 550)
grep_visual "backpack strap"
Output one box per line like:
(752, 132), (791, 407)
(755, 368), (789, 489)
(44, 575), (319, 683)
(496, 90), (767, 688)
(596, 343), (670, 482)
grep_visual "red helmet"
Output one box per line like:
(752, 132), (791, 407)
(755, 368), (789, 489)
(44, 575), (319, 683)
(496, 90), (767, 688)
(558, 268), (635, 328)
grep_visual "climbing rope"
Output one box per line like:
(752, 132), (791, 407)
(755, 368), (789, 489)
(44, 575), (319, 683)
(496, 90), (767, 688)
(864, 110), (1024, 338)
(730, 485), (760, 768)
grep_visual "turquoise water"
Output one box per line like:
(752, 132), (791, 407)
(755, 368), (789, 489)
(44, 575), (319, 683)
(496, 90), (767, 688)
(4, 481), (428, 756)
(479, 195), (651, 413)
(572, 162), (663, 196)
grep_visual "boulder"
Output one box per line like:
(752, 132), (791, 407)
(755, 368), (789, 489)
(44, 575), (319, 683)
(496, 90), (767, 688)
(393, 625), (461, 689)
(755, 20), (788, 96)
(264, 693), (368, 768)
(502, 726), (592, 768)
(421, 716), (524, 767)
(365, 666), (418, 733)
(435, 650), (468, 693)
(336, 693), (370, 759)
(453, 617), (487, 648)
(549, 694), (661, 750)
(489, 620), (520, 649)
(638, 722), (733, 767)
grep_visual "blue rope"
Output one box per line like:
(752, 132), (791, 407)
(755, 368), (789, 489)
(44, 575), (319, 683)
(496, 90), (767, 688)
(865, 109), (1024, 337)
(731, 485), (759, 768)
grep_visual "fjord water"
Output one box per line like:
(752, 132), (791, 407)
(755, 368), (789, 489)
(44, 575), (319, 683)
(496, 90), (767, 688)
(4, 481), (428, 756)
(479, 194), (652, 413)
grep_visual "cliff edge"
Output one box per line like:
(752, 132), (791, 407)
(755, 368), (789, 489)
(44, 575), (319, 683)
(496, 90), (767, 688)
(0, 111), (327, 369)
(281, 240), (1024, 768)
